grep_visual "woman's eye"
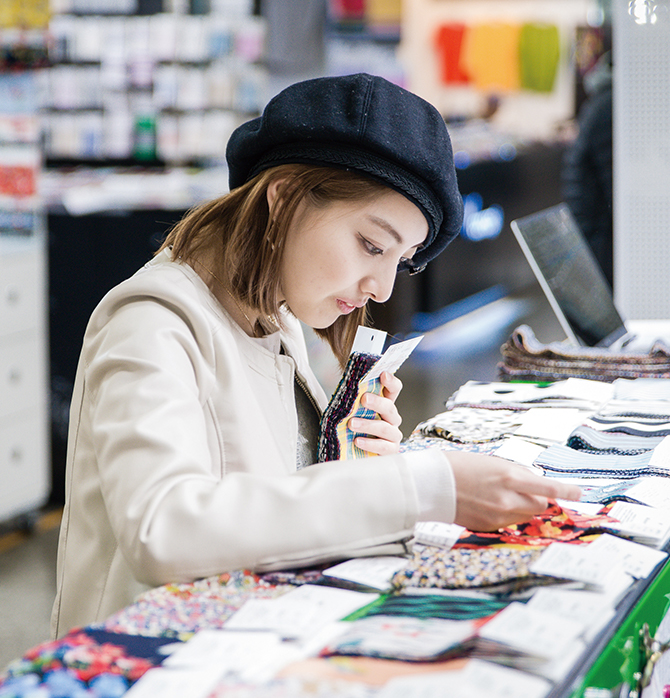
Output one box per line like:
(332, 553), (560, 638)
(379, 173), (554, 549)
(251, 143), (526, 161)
(360, 235), (384, 256)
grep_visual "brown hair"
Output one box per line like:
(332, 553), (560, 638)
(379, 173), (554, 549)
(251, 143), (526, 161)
(159, 164), (392, 366)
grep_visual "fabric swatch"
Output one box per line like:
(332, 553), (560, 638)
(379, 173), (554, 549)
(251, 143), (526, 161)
(318, 351), (381, 462)
(390, 545), (555, 594)
(534, 443), (670, 479)
(412, 407), (524, 444)
(454, 501), (614, 548)
(499, 325), (670, 382)
(356, 593), (510, 622)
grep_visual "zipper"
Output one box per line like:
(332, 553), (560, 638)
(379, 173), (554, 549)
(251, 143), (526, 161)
(294, 370), (322, 420)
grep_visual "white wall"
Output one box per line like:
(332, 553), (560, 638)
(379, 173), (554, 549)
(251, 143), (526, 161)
(613, 2), (670, 320)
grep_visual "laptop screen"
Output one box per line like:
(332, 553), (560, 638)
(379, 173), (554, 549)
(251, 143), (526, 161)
(510, 204), (626, 347)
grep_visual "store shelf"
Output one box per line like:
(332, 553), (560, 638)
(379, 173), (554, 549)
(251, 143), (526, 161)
(0, 19), (50, 523)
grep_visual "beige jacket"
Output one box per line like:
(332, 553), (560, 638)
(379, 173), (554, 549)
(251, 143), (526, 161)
(51, 249), (430, 638)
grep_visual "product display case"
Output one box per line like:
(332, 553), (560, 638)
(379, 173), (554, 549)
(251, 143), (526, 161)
(0, 17), (50, 527)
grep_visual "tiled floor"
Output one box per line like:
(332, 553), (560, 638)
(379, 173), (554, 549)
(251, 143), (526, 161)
(0, 284), (564, 673)
(0, 509), (61, 672)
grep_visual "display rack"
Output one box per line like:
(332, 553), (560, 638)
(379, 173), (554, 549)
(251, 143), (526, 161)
(0, 12), (50, 527)
(325, 0), (405, 85)
(42, 8), (267, 165)
(41, 2), (268, 504)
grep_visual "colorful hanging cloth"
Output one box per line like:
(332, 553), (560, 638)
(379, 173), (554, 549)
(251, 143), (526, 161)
(460, 22), (522, 92)
(434, 23), (470, 84)
(518, 23), (560, 92)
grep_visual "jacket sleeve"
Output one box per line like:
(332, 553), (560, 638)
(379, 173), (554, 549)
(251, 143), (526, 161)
(82, 295), (423, 586)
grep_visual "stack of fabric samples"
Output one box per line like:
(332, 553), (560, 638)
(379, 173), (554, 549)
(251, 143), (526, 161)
(498, 324), (670, 382)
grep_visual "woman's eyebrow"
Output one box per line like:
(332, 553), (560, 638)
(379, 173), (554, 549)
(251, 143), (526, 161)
(365, 214), (403, 245)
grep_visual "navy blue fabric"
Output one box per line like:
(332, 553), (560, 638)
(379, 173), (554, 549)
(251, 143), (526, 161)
(226, 73), (463, 270)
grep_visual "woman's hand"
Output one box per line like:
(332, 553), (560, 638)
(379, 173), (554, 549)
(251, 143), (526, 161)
(449, 451), (582, 531)
(349, 371), (403, 456)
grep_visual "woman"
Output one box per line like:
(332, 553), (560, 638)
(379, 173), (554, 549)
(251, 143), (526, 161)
(52, 74), (580, 638)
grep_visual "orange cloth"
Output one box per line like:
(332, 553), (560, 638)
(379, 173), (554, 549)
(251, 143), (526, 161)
(460, 22), (522, 92)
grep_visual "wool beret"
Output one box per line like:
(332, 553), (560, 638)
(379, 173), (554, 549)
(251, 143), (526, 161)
(226, 72), (463, 271)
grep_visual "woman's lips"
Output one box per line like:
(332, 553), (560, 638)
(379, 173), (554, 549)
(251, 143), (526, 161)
(337, 299), (358, 314)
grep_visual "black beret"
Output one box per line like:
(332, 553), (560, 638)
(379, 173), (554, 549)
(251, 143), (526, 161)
(226, 73), (463, 271)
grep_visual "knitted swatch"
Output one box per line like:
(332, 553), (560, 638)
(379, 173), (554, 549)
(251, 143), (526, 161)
(318, 351), (381, 462)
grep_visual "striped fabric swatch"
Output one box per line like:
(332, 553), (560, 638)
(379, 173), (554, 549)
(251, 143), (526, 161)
(535, 444), (670, 479)
(318, 351), (381, 462)
(499, 325), (670, 382)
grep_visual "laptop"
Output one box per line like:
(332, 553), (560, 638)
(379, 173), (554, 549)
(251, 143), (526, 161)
(510, 203), (670, 350)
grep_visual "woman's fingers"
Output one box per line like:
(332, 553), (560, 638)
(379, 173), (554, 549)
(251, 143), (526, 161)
(361, 390), (402, 427)
(348, 380), (404, 455)
(449, 452), (582, 532)
(350, 414), (403, 455)
(513, 470), (582, 503)
(380, 371), (403, 403)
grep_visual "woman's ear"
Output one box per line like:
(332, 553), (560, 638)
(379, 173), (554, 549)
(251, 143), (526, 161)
(266, 177), (286, 213)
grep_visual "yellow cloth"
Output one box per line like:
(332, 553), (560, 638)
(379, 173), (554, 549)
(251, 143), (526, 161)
(460, 22), (522, 92)
(0, 0), (49, 28)
(366, 0), (402, 25)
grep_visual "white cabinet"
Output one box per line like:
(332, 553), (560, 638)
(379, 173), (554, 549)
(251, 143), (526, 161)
(0, 236), (49, 523)
(0, 6), (51, 526)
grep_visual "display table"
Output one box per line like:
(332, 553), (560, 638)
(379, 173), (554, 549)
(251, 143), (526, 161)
(4, 376), (670, 698)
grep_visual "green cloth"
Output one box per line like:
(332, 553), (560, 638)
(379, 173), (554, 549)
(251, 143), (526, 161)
(519, 23), (561, 93)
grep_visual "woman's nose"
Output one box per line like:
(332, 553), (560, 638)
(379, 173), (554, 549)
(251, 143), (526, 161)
(361, 267), (396, 304)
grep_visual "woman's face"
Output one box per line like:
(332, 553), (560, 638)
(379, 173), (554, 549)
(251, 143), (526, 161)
(276, 186), (429, 329)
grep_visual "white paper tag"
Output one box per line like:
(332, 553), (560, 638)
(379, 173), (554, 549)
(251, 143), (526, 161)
(478, 601), (584, 661)
(224, 584), (378, 639)
(413, 521), (465, 550)
(530, 541), (622, 588)
(525, 588), (615, 636)
(514, 407), (585, 443)
(351, 326), (387, 355)
(649, 436), (670, 470)
(324, 616), (475, 660)
(162, 630), (300, 683)
(322, 556), (408, 591)
(124, 664), (225, 698)
(606, 501), (670, 545)
(378, 658), (551, 698)
(365, 335), (423, 381)
(533, 535), (665, 584)
(587, 533), (668, 579)
(626, 477), (670, 508)
(494, 436), (547, 467)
